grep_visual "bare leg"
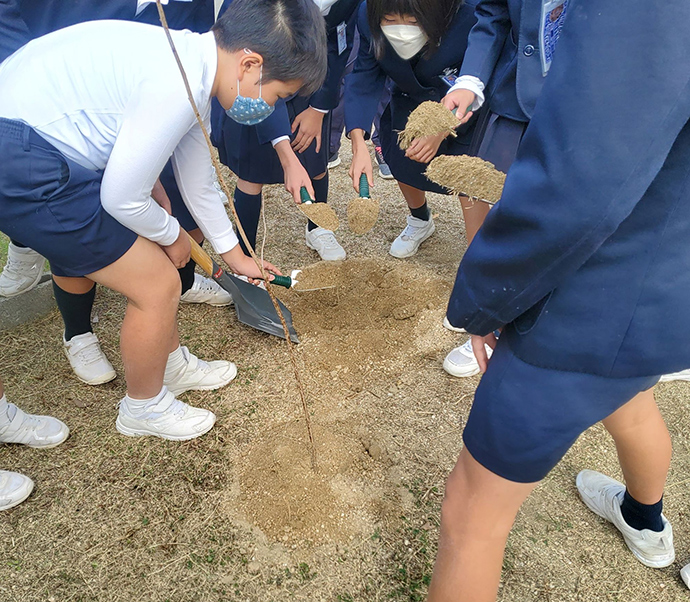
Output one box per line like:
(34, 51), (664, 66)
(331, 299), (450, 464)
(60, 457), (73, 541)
(427, 448), (537, 602)
(398, 181), (427, 210)
(460, 195), (492, 245)
(602, 388), (671, 504)
(86, 237), (180, 399)
(188, 228), (204, 244)
(237, 179), (264, 195)
(52, 275), (94, 294)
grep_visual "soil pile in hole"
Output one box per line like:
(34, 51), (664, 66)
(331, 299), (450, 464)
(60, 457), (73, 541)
(287, 258), (451, 378)
(398, 101), (458, 150)
(347, 196), (379, 234)
(237, 421), (384, 542)
(426, 155), (505, 203)
(299, 203), (339, 231)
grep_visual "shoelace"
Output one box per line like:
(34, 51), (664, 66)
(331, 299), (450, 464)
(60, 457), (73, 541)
(400, 224), (421, 240)
(74, 340), (105, 365)
(318, 232), (340, 249)
(193, 279), (220, 295)
(3, 254), (39, 278)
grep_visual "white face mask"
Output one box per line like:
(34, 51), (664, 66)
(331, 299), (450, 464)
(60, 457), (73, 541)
(381, 24), (428, 60)
(313, 0), (339, 15)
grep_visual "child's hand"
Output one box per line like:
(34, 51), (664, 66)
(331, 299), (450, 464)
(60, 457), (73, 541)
(442, 89), (477, 125)
(162, 229), (191, 268)
(222, 245), (282, 285)
(274, 139), (315, 203)
(405, 132), (447, 164)
(349, 131), (374, 194)
(291, 107), (325, 154)
(284, 160), (314, 204)
(471, 332), (499, 373)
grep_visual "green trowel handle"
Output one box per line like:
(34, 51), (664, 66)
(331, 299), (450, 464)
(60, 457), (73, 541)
(300, 186), (314, 204)
(359, 173), (370, 199)
(270, 274), (292, 289)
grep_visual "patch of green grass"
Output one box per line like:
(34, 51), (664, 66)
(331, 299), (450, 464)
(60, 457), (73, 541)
(0, 232), (8, 271)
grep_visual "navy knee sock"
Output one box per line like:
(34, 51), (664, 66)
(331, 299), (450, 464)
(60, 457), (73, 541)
(178, 258), (197, 295)
(308, 173), (329, 231)
(409, 202), (431, 221)
(233, 188), (262, 254)
(620, 490), (664, 532)
(10, 239), (27, 248)
(53, 280), (96, 341)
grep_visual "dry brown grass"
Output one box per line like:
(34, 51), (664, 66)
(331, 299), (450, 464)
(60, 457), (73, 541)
(2, 141), (690, 602)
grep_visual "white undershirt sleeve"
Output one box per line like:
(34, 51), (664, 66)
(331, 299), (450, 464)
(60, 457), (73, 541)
(171, 114), (239, 254)
(100, 80), (191, 247)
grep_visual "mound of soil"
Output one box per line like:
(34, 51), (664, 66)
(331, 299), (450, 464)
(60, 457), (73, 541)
(234, 259), (452, 543)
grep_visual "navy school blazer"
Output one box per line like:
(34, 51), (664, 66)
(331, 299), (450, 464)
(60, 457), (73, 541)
(460, 0), (545, 122)
(241, 0), (361, 145)
(344, 0), (478, 138)
(447, 0), (690, 378)
(0, 0), (214, 62)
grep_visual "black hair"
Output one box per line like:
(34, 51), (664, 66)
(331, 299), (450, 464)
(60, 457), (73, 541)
(367, 0), (462, 61)
(213, 0), (327, 95)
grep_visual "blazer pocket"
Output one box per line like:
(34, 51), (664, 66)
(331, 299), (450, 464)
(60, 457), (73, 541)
(512, 291), (553, 335)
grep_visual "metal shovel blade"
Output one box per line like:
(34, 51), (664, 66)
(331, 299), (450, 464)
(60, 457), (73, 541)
(186, 234), (299, 343)
(213, 262), (299, 343)
(212, 264), (300, 343)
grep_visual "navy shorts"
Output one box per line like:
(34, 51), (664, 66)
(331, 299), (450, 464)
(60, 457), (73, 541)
(158, 160), (199, 232)
(0, 119), (137, 277)
(462, 338), (660, 483)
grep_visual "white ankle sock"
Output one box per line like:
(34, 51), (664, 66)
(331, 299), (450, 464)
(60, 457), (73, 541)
(123, 387), (168, 416)
(164, 346), (188, 381)
(0, 394), (16, 429)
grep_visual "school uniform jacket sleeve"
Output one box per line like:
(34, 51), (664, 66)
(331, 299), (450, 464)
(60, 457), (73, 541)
(458, 0), (512, 85)
(254, 99), (291, 145)
(447, 0), (690, 335)
(0, 0), (30, 63)
(344, 3), (387, 137)
(309, 8), (357, 111)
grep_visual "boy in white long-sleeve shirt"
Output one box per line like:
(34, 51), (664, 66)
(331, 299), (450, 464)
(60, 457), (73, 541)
(0, 0), (327, 441)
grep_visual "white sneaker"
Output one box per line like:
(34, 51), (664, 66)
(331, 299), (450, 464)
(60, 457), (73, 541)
(116, 389), (216, 441)
(0, 243), (45, 297)
(180, 273), (233, 307)
(576, 470), (675, 568)
(681, 563), (690, 589)
(0, 404), (69, 448)
(659, 368), (690, 383)
(305, 225), (346, 261)
(389, 216), (435, 258)
(164, 346), (237, 396)
(64, 332), (117, 385)
(443, 315), (466, 334)
(0, 471), (34, 511)
(327, 153), (341, 169)
(443, 339), (492, 378)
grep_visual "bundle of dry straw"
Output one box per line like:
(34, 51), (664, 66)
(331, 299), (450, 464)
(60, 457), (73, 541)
(398, 101), (458, 150)
(425, 155), (505, 204)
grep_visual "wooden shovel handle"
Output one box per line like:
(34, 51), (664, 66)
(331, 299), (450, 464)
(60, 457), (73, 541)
(186, 233), (215, 276)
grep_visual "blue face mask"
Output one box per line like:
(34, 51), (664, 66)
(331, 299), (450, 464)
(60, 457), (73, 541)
(225, 67), (275, 126)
